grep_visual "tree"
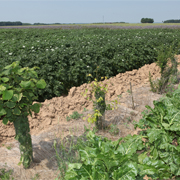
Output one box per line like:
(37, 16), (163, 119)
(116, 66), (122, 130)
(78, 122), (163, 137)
(141, 18), (154, 23)
(0, 61), (46, 168)
(0, 21), (23, 26)
(163, 19), (180, 23)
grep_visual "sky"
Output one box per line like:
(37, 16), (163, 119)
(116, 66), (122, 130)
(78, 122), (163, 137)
(0, 0), (180, 24)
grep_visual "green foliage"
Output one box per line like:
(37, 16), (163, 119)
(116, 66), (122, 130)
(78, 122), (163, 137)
(84, 74), (107, 129)
(0, 61), (46, 169)
(106, 104), (112, 110)
(0, 167), (14, 180)
(149, 45), (180, 94)
(65, 84), (180, 179)
(83, 107), (88, 112)
(163, 19), (180, 23)
(30, 173), (40, 180)
(108, 124), (120, 136)
(66, 111), (83, 121)
(84, 74), (120, 130)
(0, 21), (22, 26)
(53, 131), (83, 180)
(141, 18), (154, 23)
(1, 28), (180, 101)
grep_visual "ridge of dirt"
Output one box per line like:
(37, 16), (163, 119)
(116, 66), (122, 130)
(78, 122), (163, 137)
(0, 55), (180, 180)
(0, 57), (163, 144)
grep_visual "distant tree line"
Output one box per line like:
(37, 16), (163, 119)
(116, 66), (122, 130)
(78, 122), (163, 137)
(33, 23), (62, 25)
(163, 19), (180, 23)
(141, 18), (154, 23)
(33, 23), (50, 25)
(0, 21), (23, 26)
(22, 23), (32, 25)
(0, 21), (62, 26)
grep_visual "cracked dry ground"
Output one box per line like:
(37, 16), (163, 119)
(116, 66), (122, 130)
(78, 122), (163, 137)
(0, 55), (180, 180)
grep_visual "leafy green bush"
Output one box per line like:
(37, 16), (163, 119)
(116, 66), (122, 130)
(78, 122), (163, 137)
(66, 111), (83, 121)
(108, 124), (120, 136)
(149, 45), (180, 94)
(0, 61), (46, 169)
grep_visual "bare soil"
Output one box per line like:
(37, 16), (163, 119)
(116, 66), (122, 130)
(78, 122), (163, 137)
(0, 55), (180, 180)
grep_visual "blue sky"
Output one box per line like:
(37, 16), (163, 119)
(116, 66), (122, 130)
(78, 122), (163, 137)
(0, 1), (180, 24)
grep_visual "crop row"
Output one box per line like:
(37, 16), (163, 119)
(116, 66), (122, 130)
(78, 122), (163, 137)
(0, 28), (180, 101)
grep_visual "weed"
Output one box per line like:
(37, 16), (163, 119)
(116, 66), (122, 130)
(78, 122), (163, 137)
(127, 89), (131, 94)
(6, 146), (12, 150)
(123, 122), (130, 128)
(52, 128), (84, 180)
(117, 95), (122, 98)
(149, 45), (180, 94)
(66, 111), (83, 121)
(0, 166), (14, 180)
(106, 104), (112, 110)
(126, 117), (132, 122)
(83, 108), (88, 112)
(30, 173), (40, 180)
(108, 124), (120, 136)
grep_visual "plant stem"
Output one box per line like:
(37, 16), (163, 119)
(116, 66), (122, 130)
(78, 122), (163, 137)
(130, 82), (135, 110)
(94, 90), (106, 130)
(13, 115), (33, 169)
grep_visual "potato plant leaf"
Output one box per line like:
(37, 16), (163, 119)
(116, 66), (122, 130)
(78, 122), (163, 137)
(30, 103), (41, 113)
(4, 101), (16, 108)
(2, 90), (13, 100)
(36, 79), (46, 89)
(20, 80), (32, 89)
(13, 106), (21, 115)
(3, 117), (9, 125)
(1, 77), (9, 82)
(0, 108), (6, 117)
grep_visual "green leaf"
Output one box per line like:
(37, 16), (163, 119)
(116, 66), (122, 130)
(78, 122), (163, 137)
(65, 163), (82, 179)
(20, 81), (32, 89)
(3, 117), (9, 125)
(4, 101), (16, 108)
(2, 90), (13, 100)
(0, 108), (6, 117)
(30, 103), (41, 113)
(152, 148), (158, 160)
(169, 123), (180, 131)
(162, 123), (170, 129)
(1, 77), (9, 82)
(2, 69), (11, 76)
(6, 108), (12, 117)
(116, 134), (144, 156)
(11, 93), (23, 102)
(0, 85), (6, 91)
(13, 107), (21, 115)
(146, 128), (165, 143)
(112, 162), (138, 180)
(36, 79), (46, 89)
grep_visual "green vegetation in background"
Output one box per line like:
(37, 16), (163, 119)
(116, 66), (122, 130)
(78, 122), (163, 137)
(0, 28), (180, 102)
(164, 19), (180, 23)
(0, 21), (23, 26)
(141, 18), (154, 23)
(85, 23), (180, 26)
(149, 45), (180, 94)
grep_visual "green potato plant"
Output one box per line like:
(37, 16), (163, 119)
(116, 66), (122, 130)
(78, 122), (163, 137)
(0, 61), (46, 169)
